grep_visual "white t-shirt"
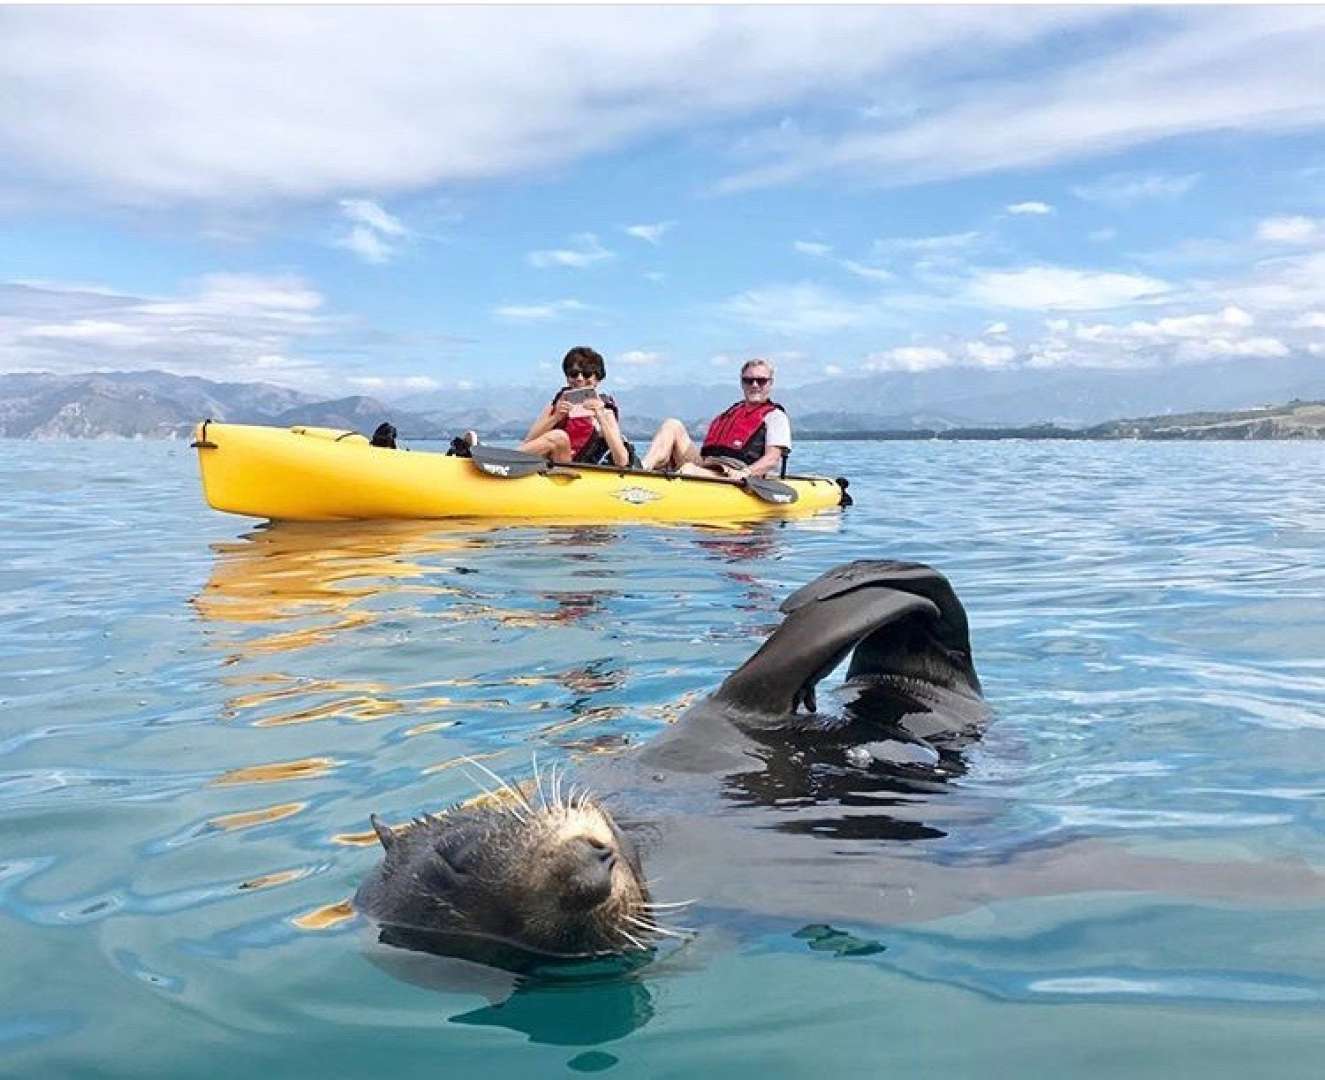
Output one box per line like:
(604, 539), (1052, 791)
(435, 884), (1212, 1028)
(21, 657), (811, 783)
(763, 409), (792, 450)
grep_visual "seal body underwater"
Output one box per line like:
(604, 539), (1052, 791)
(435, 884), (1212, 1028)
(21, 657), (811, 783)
(354, 560), (993, 963)
(356, 558), (1325, 974)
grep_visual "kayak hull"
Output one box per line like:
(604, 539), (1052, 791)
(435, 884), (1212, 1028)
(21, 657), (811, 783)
(193, 422), (845, 523)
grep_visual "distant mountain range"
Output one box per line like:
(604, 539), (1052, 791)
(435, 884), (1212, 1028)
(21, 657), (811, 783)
(2, 367), (1324, 441)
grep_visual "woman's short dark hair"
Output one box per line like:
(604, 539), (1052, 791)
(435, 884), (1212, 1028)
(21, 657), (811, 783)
(562, 346), (606, 379)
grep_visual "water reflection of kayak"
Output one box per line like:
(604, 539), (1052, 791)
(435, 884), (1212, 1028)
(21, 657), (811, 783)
(193, 421), (847, 523)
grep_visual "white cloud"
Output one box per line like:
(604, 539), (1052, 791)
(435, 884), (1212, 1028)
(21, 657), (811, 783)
(1007, 201), (1053, 215)
(336, 225), (393, 265)
(864, 345), (952, 372)
(1015, 297), (1314, 371)
(1256, 216), (1324, 244)
(796, 241), (893, 281)
(1224, 251), (1325, 310)
(0, 6), (1102, 206)
(1072, 172), (1202, 206)
(334, 198), (408, 264)
(347, 374), (440, 392)
(22, 319), (141, 342)
(491, 299), (588, 321)
(1175, 336), (1289, 361)
(966, 266), (1170, 311)
(874, 231), (982, 256)
(1075, 306), (1254, 345)
(618, 349), (665, 366)
(719, 282), (887, 335)
(1089, 227), (1117, 242)
(4, 7), (1324, 215)
(984, 321), (1009, 335)
(794, 241), (833, 257)
(528, 233), (613, 269)
(624, 221), (675, 245)
(716, 9), (1325, 193)
(824, 363), (844, 376)
(0, 274), (347, 387)
(964, 340), (1016, 367)
(340, 198), (406, 236)
(840, 259), (894, 282)
(1294, 312), (1325, 328)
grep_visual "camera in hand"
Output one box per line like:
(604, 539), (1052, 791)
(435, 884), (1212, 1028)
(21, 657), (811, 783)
(562, 386), (600, 405)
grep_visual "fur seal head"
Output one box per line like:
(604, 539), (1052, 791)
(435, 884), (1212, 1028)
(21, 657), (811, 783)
(354, 783), (656, 962)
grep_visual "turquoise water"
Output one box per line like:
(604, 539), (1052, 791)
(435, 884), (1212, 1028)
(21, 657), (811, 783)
(2, 439), (1324, 1078)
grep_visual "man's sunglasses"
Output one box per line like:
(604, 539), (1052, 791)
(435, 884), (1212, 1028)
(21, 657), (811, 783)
(741, 376), (771, 386)
(565, 367), (596, 379)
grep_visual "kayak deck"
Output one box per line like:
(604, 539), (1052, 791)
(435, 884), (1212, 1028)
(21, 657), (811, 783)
(194, 421), (847, 522)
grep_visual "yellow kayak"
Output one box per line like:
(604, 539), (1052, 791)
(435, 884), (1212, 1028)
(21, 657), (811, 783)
(193, 421), (847, 523)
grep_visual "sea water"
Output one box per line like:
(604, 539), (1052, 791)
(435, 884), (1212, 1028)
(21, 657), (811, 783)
(1, 439), (1323, 1078)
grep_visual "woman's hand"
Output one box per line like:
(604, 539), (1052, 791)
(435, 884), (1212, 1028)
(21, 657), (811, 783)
(553, 398), (574, 419)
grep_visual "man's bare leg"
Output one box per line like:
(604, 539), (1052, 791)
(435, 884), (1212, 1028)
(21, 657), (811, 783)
(641, 418), (700, 471)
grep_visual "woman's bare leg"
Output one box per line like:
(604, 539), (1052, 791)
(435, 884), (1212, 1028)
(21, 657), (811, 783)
(519, 430), (573, 463)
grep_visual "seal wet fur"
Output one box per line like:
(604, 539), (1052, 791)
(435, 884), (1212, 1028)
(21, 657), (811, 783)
(355, 560), (988, 963)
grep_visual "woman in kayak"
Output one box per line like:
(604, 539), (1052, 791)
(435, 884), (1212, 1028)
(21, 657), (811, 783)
(518, 346), (631, 466)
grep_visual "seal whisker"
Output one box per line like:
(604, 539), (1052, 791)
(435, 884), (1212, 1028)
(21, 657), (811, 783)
(455, 766), (525, 823)
(625, 914), (695, 940)
(640, 899), (697, 910)
(617, 927), (648, 951)
(458, 755), (534, 818)
(531, 751), (549, 812)
(553, 763), (566, 811)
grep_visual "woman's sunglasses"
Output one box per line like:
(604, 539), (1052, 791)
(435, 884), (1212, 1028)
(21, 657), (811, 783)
(565, 367), (597, 379)
(741, 376), (771, 387)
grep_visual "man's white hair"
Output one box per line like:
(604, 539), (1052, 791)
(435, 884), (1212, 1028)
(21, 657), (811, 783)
(740, 358), (774, 377)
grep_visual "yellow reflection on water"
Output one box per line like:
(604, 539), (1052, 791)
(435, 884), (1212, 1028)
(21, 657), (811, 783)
(212, 757), (338, 786)
(192, 520), (488, 660)
(402, 719), (460, 737)
(538, 704), (627, 737)
(250, 695), (405, 727)
(236, 867), (310, 891)
(208, 802), (306, 831)
(294, 900), (356, 931)
(226, 677), (389, 711)
(333, 828), (382, 847)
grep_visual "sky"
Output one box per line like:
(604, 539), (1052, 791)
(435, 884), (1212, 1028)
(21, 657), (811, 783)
(2, 4), (1325, 404)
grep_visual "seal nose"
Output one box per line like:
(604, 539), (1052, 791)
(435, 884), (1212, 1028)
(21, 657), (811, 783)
(560, 836), (616, 911)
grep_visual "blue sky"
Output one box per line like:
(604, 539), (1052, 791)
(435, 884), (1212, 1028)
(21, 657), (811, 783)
(2, 5), (1324, 402)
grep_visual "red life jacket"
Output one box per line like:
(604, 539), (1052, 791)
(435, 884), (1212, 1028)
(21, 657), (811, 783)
(553, 390), (619, 462)
(701, 401), (783, 465)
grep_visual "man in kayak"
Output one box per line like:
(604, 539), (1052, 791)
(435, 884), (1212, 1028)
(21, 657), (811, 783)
(639, 359), (790, 480)
(518, 346), (631, 467)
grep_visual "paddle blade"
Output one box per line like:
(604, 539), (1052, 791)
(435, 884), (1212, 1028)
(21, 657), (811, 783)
(470, 445), (549, 479)
(744, 476), (799, 504)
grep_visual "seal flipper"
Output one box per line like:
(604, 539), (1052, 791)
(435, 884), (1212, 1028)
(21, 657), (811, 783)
(712, 581), (942, 719)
